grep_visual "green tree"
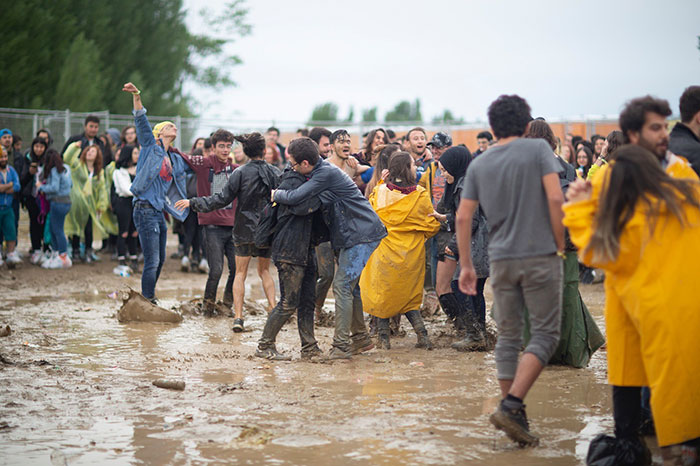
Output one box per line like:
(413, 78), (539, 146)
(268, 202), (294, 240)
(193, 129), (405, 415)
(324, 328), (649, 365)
(362, 107), (378, 122)
(345, 106), (355, 123)
(385, 99), (422, 122)
(309, 102), (339, 122)
(432, 109), (465, 124)
(55, 34), (106, 111)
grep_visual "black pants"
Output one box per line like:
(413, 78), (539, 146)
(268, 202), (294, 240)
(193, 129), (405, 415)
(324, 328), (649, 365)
(183, 211), (203, 262)
(113, 197), (138, 258)
(469, 278), (487, 327)
(259, 256), (318, 352)
(71, 217), (93, 252)
(24, 196), (44, 251)
(203, 225), (235, 304)
(613, 385), (642, 440)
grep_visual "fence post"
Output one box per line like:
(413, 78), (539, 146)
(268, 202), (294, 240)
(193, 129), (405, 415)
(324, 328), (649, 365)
(105, 110), (110, 131)
(64, 109), (71, 144)
(175, 115), (182, 149)
(32, 113), (38, 138)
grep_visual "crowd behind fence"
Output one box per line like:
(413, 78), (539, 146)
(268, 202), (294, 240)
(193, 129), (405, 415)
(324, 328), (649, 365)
(0, 107), (628, 152)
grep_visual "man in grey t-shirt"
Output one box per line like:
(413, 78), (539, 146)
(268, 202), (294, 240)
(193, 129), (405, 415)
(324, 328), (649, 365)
(456, 95), (565, 447)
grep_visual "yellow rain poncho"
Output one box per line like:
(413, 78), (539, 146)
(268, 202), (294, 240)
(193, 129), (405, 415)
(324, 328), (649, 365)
(100, 161), (118, 236)
(360, 184), (440, 319)
(563, 156), (700, 447)
(63, 142), (111, 240)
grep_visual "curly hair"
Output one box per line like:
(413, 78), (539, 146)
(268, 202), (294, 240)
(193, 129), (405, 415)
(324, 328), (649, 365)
(487, 94), (532, 139)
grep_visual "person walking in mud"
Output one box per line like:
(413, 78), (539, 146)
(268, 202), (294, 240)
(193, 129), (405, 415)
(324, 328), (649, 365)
(255, 137), (327, 361)
(175, 133), (279, 333)
(122, 83), (190, 304)
(272, 137), (387, 360)
(456, 94), (565, 447)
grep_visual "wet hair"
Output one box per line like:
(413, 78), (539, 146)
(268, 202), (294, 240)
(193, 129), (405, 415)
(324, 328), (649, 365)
(524, 119), (557, 151)
(190, 137), (205, 153)
(477, 131), (493, 141)
(234, 132), (266, 159)
(330, 129), (350, 144)
(116, 145), (139, 169)
(296, 128), (309, 137)
(619, 95), (672, 143)
(363, 128), (389, 156)
(211, 129), (234, 147)
(84, 115), (100, 126)
(487, 94), (532, 139)
(679, 85), (700, 124)
(585, 144), (700, 263)
(387, 151), (416, 187)
(406, 127), (426, 140)
(120, 125), (137, 147)
(605, 130), (625, 160)
(287, 137), (320, 166)
(266, 127), (280, 136)
(308, 127), (331, 145)
(365, 144), (401, 198)
(80, 144), (103, 179)
(41, 149), (65, 180)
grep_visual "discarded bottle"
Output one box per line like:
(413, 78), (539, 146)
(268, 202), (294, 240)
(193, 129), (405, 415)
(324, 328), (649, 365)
(113, 265), (131, 277)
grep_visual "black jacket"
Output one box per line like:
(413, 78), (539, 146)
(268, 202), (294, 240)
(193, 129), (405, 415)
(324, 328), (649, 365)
(190, 160), (280, 244)
(19, 152), (44, 199)
(274, 159), (386, 250)
(61, 133), (106, 158)
(669, 123), (700, 176)
(271, 169), (329, 266)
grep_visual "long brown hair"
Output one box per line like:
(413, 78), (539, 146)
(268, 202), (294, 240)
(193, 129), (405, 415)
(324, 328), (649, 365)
(80, 145), (103, 179)
(387, 151), (416, 187)
(363, 128), (389, 157)
(365, 144), (400, 197)
(585, 144), (700, 262)
(41, 149), (65, 181)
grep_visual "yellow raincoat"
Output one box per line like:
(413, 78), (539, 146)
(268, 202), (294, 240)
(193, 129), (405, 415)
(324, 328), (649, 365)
(360, 184), (440, 319)
(563, 155), (700, 447)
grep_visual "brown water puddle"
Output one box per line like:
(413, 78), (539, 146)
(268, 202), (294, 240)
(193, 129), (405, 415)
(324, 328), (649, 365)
(0, 254), (661, 465)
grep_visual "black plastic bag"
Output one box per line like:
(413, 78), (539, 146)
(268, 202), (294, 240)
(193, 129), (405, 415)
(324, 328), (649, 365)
(586, 434), (651, 466)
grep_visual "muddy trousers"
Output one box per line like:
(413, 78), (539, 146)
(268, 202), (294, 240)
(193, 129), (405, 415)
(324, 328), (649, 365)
(133, 204), (167, 300)
(377, 310), (427, 337)
(203, 225), (235, 305)
(314, 241), (335, 310)
(258, 260), (318, 352)
(332, 241), (380, 352)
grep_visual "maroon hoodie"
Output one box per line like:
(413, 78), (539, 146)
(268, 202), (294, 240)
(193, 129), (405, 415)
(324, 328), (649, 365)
(182, 154), (238, 226)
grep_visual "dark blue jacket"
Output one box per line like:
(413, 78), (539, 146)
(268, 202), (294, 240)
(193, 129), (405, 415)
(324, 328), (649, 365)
(274, 159), (387, 250)
(669, 122), (700, 176)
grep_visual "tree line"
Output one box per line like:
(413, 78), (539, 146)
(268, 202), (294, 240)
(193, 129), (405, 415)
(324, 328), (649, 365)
(309, 99), (465, 125)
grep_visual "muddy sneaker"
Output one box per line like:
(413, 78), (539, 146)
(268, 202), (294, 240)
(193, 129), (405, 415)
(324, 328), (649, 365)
(232, 318), (245, 333)
(300, 346), (324, 361)
(350, 336), (375, 355)
(180, 255), (190, 272)
(490, 400), (539, 447)
(326, 347), (352, 360)
(255, 347), (292, 361)
(377, 334), (391, 349)
(198, 258), (209, 274)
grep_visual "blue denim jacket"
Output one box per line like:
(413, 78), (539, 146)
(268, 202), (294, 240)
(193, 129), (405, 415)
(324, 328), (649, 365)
(0, 166), (20, 207)
(38, 166), (72, 201)
(130, 108), (189, 221)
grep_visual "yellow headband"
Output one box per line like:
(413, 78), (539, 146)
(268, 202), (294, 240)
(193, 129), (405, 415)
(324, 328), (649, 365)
(152, 121), (175, 139)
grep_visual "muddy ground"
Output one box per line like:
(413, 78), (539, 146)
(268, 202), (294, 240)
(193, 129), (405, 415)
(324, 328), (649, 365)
(0, 231), (662, 465)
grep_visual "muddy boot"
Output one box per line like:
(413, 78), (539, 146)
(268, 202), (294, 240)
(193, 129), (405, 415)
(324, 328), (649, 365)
(377, 318), (391, 349)
(202, 299), (218, 317)
(439, 293), (466, 334)
(451, 306), (485, 352)
(405, 310), (433, 350)
(255, 345), (292, 361)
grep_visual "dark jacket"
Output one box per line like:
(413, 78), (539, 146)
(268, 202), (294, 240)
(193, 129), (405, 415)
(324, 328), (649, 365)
(271, 169), (329, 266)
(669, 123), (700, 176)
(273, 159), (387, 250)
(19, 152), (44, 199)
(61, 132), (106, 158)
(190, 159), (280, 244)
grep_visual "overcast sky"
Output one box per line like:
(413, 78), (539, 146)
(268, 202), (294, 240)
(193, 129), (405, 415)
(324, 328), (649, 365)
(183, 0), (700, 127)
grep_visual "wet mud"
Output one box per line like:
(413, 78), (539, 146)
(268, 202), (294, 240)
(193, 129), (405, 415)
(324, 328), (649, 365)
(0, 236), (664, 464)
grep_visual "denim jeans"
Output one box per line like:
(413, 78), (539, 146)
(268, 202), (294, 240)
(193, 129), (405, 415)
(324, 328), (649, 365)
(49, 202), (71, 254)
(259, 256), (318, 352)
(203, 225), (235, 304)
(332, 240), (380, 352)
(314, 241), (335, 310)
(133, 203), (167, 300)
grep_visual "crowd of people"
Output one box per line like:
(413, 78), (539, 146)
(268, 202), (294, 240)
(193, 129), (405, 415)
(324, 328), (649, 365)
(1, 82), (700, 465)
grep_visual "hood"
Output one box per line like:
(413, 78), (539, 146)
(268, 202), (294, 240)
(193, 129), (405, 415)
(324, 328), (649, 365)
(371, 184), (424, 226)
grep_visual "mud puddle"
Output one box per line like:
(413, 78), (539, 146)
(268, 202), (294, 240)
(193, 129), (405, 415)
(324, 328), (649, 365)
(0, 232), (659, 464)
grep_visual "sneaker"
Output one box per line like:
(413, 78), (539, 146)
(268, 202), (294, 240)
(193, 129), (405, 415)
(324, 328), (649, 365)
(38, 250), (52, 266)
(255, 347), (292, 361)
(58, 253), (72, 269)
(6, 251), (22, 265)
(41, 252), (59, 269)
(232, 318), (245, 333)
(198, 258), (209, 274)
(490, 400), (539, 447)
(350, 335), (375, 355)
(30, 250), (43, 265)
(326, 347), (352, 360)
(300, 346), (324, 361)
(87, 250), (100, 262)
(180, 255), (190, 272)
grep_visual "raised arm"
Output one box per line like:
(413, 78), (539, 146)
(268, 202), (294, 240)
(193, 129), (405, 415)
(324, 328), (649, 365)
(273, 167), (330, 205)
(63, 141), (82, 169)
(122, 83), (156, 148)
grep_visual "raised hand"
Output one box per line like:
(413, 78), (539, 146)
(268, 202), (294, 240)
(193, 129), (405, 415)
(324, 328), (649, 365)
(566, 178), (592, 203)
(122, 82), (139, 94)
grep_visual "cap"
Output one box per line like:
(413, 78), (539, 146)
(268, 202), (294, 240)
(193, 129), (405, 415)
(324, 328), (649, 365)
(0, 129), (12, 138)
(427, 132), (452, 149)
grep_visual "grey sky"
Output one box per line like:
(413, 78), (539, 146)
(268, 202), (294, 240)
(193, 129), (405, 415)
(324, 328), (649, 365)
(183, 0), (700, 126)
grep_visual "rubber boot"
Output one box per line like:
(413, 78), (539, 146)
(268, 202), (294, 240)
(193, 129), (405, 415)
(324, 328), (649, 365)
(439, 293), (466, 334)
(405, 310), (433, 350)
(377, 318), (391, 349)
(451, 304), (485, 352)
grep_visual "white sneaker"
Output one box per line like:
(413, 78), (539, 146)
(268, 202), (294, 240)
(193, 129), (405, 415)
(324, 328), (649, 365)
(41, 252), (59, 269)
(180, 255), (190, 272)
(198, 258), (209, 274)
(38, 250), (52, 266)
(6, 251), (22, 265)
(30, 250), (43, 265)
(57, 253), (72, 269)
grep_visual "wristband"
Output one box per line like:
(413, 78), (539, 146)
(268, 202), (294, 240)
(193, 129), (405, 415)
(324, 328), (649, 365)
(556, 250), (566, 259)
(132, 90), (141, 95)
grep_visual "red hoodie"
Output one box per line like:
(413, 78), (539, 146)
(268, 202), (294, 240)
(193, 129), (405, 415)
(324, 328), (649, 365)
(182, 154), (238, 226)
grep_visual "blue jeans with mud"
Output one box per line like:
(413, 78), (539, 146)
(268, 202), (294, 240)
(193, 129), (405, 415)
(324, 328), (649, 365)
(258, 255), (318, 353)
(332, 241), (380, 352)
(133, 203), (167, 300)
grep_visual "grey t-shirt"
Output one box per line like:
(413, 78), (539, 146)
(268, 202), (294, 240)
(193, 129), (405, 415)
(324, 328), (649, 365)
(461, 138), (561, 261)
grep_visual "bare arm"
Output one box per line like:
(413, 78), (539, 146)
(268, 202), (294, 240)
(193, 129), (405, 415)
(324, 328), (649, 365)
(122, 82), (143, 111)
(456, 198), (478, 295)
(542, 172), (565, 252)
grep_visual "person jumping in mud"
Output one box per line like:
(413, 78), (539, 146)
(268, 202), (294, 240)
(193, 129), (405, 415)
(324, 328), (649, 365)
(175, 133), (279, 333)
(122, 82), (190, 304)
(456, 94), (565, 447)
(255, 137), (327, 361)
(272, 138), (387, 361)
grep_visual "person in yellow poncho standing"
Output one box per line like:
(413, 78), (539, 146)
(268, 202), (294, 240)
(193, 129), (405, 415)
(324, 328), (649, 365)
(564, 145), (700, 465)
(63, 141), (109, 263)
(360, 151), (440, 350)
